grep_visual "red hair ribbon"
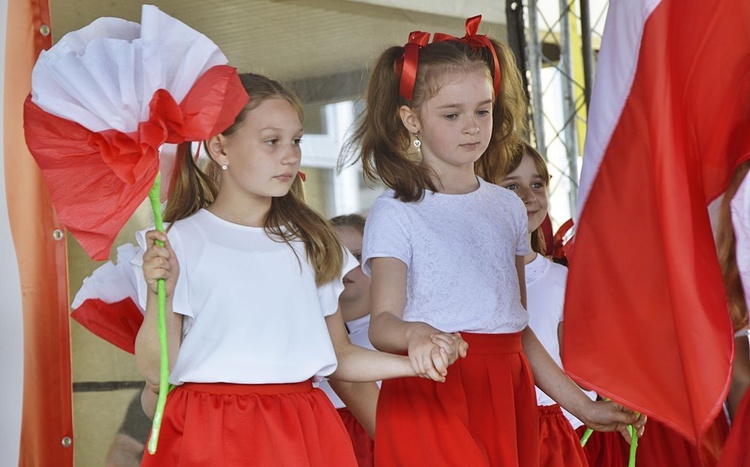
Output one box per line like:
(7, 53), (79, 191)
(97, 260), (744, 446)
(396, 31), (431, 101)
(553, 218), (575, 262)
(433, 15), (502, 100)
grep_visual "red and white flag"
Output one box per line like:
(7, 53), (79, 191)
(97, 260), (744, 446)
(563, 0), (750, 447)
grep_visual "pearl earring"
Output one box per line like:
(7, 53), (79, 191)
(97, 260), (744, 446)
(221, 164), (228, 171)
(413, 134), (421, 149)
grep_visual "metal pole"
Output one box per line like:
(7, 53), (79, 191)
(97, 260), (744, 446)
(579, 0), (595, 109)
(559, 0), (579, 214)
(505, 0), (530, 103)
(527, 0), (547, 157)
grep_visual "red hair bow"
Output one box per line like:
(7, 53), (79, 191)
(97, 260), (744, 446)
(433, 15), (502, 100)
(396, 31), (431, 101)
(553, 218), (575, 262)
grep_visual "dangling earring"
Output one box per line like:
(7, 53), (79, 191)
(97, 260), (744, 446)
(413, 133), (421, 150)
(221, 163), (228, 171)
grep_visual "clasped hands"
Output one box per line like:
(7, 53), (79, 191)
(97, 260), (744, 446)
(407, 325), (469, 382)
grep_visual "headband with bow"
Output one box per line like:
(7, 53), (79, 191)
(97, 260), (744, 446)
(433, 15), (502, 99)
(396, 15), (502, 101)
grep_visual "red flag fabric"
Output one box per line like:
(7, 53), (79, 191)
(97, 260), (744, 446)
(563, 0), (750, 446)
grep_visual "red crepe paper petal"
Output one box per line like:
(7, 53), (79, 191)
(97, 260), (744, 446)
(24, 65), (249, 260)
(71, 298), (144, 354)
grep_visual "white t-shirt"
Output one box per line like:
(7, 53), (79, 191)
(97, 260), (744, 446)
(526, 254), (596, 429)
(318, 314), (379, 408)
(132, 209), (357, 385)
(363, 177), (530, 333)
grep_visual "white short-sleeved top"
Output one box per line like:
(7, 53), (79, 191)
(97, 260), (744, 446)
(132, 209), (357, 386)
(526, 254), (596, 429)
(362, 177), (531, 333)
(318, 314), (379, 408)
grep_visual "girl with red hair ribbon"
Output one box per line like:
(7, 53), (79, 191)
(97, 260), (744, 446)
(344, 16), (646, 466)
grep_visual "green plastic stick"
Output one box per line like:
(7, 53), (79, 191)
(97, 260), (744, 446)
(580, 427), (593, 447)
(146, 174), (168, 455)
(580, 399), (639, 467)
(628, 423), (639, 467)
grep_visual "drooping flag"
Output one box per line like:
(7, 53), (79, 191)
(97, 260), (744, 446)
(563, 0), (750, 449)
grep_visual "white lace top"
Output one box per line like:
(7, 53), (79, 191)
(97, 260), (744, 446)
(362, 177), (530, 333)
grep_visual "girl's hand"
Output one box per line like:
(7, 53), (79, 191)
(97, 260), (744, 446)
(429, 332), (469, 367)
(407, 325), (450, 382)
(583, 399), (647, 443)
(142, 230), (179, 298)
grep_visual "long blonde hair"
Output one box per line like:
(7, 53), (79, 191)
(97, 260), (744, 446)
(717, 161), (750, 331)
(344, 34), (527, 202)
(165, 73), (343, 285)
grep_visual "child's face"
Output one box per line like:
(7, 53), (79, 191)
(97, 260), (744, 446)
(220, 97), (303, 201)
(412, 68), (493, 175)
(335, 225), (371, 321)
(500, 153), (549, 233)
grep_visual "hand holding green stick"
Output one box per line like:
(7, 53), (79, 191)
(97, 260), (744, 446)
(146, 174), (169, 455)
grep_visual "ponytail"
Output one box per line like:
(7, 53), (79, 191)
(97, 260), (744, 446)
(163, 142), (218, 224)
(267, 176), (343, 286)
(475, 39), (527, 184)
(344, 46), (437, 202)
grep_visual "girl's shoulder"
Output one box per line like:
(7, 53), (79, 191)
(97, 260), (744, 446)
(477, 178), (526, 215)
(527, 254), (568, 287)
(540, 256), (568, 286)
(370, 189), (409, 214)
(478, 177), (520, 200)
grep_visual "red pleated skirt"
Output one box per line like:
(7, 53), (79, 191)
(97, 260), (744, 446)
(539, 404), (589, 466)
(575, 425), (629, 467)
(719, 388), (750, 467)
(636, 414), (728, 467)
(140, 381), (358, 467)
(374, 332), (539, 467)
(337, 407), (374, 467)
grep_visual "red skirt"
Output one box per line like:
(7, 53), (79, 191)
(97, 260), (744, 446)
(636, 414), (728, 467)
(539, 404), (588, 466)
(719, 388), (750, 467)
(374, 332), (539, 467)
(575, 426), (629, 467)
(141, 381), (358, 467)
(337, 407), (374, 467)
